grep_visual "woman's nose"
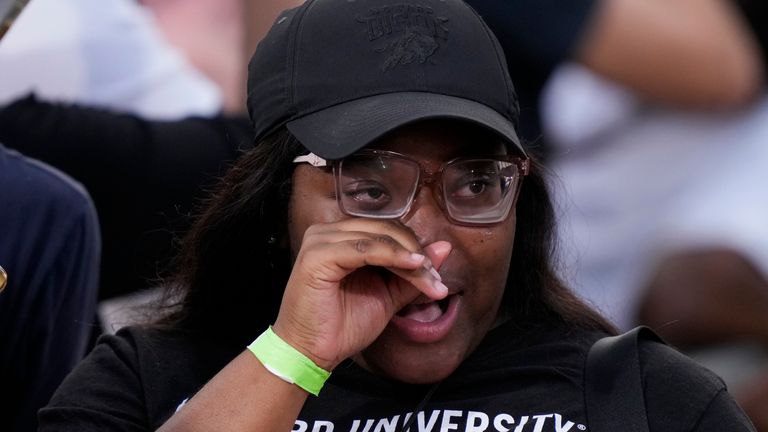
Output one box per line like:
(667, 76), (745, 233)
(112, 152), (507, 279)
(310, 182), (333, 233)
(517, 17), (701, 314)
(401, 186), (449, 245)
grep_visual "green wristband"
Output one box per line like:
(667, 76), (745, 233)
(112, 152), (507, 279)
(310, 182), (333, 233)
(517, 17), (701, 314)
(247, 326), (331, 396)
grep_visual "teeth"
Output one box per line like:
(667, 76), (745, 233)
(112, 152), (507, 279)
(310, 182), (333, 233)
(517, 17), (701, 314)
(398, 301), (443, 323)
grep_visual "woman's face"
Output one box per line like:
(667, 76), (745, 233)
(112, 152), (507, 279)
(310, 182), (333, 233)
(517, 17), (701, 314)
(287, 120), (518, 383)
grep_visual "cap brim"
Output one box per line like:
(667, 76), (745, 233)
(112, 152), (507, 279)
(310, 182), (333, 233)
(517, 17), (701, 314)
(286, 92), (523, 160)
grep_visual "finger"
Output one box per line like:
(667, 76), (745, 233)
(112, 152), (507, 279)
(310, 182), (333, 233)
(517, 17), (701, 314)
(297, 221), (448, 297)
(303, 229), (430, 268)
(300, 239), (447, 298)
(330, 238), (447, 300)
(304, 219), (422, 254)
(386, 266), (449, 300)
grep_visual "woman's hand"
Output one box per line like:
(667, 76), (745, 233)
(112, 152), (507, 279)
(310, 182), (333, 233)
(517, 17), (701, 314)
(273, 219), (451, 371)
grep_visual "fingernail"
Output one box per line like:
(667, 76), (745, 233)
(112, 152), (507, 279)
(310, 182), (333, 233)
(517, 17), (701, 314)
(429, 267), (442, 281)
(409, 253), (426, 264)
(422, 257), (434, 270)
(434, 281), (448, 295)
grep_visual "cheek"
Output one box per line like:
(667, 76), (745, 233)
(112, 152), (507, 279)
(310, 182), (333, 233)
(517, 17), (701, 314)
(458, 219), (516, 310)
(479, 229), (515, 261)
(287, 177), (347, 258)
(469, 218), (516, 270)
(290, 189), (339, 225)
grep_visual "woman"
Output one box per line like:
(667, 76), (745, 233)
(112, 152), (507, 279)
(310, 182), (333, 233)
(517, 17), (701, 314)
(39, 0), (754, 430)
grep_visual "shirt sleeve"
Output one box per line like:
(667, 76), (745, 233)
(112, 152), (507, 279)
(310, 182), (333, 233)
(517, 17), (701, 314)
(38, 332), (150, 432)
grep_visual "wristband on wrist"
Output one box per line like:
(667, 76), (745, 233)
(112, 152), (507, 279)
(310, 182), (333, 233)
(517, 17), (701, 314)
(247, 326), (331, 396)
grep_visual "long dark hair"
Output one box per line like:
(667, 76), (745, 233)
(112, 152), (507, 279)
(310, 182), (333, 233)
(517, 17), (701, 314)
(156, 128), (615, 347)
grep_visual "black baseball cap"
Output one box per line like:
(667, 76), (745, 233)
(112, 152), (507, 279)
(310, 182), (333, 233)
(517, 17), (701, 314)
(247, 0), (524, 160)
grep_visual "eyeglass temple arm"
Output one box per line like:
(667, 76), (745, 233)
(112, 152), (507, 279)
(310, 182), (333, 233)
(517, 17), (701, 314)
(294, 153), (531, 175)
(292, 153), (328, 167)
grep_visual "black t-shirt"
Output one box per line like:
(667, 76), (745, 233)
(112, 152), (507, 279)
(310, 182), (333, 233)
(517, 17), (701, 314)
(39, 321), (754, 431)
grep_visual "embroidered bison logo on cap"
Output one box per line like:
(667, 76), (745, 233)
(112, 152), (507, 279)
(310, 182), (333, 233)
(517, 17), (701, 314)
(357, 5), (449, 71)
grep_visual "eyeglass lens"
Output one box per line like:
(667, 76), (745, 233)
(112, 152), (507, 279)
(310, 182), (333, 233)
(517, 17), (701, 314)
(336, 153), (521, 224)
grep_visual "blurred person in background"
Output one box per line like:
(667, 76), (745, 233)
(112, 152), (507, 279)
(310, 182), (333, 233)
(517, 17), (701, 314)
(532, 0), (768, 429)
(0, 144), (101, 432)
(0, 4), (101, 431)
(137, 0), (305, 114)
(0, 0), (222, 119)
(0, 0), (302, 321)
(139, 0), (246, 114)
(0, 0), (253, 325)
(467, 0), (762, 157)
(545, 66), (768, 429)
(0, 97), (251, 306)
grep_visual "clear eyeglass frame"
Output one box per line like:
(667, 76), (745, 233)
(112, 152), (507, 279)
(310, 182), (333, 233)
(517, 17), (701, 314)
(293, 149), (530, 226)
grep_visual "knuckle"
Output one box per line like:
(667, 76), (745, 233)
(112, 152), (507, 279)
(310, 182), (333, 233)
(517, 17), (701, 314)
(353, 238), (371, 254)
(374, 234), (398, 247)
(371, 220), (417, 247)
(302, 224), (320, 240)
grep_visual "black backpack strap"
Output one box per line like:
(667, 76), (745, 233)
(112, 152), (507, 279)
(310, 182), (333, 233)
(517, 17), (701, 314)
(584, 326), (665, 432)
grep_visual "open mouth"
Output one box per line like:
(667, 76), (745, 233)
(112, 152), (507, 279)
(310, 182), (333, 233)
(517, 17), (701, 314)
(396, 294), (454, 323)
(389, 292), (462, 343)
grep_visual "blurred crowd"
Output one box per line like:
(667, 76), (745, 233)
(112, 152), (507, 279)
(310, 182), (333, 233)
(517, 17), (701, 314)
(0, 0), (766, 430)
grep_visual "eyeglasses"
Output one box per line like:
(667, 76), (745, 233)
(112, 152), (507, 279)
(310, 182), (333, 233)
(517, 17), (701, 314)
(293, 150), (529, 226)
